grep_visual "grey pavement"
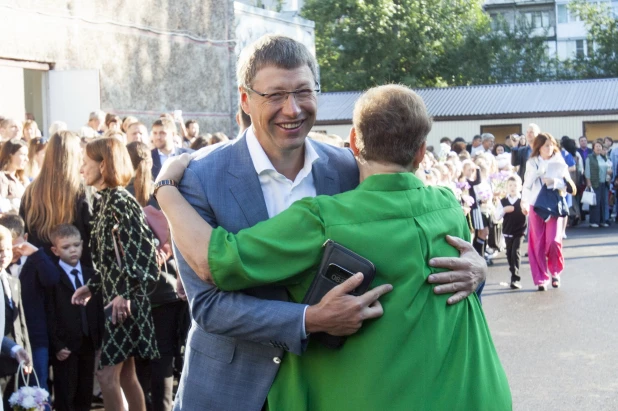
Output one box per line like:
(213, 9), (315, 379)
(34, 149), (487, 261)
(483, 224), (618, 411)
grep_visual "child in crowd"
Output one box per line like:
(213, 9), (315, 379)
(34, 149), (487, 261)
(0, 213), (59, 394)
(47, 224), (103, 411)
(494, 176), (527, 290)
(0, 221), (32, 406)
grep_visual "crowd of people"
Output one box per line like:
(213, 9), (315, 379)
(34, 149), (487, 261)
(0, 33), (612, 411)
(416, 127), (614, 290)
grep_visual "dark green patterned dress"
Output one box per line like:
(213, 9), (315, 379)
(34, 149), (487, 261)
(87, 187), (160, 367)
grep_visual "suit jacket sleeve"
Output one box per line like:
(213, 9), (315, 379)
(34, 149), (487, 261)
(30, 249), (61, 287)
(175, 166), (308, 356)
(45, 286), (65, 354)
(0, 336), (16, 356)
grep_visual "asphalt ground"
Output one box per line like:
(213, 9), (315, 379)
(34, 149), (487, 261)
(483, 223), (618, 411)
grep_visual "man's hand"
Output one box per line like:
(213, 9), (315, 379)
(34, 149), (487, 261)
(428, 235), (486, 305)
(155, 153), (192, 184)
(12, 241), (38, 258)
(305, 273), (393, 336)
(56, 348), (71, 361)
(15, 347), (32, 373)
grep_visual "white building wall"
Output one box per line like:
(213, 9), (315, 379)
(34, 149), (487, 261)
(234, 2), (315, 57)
(314, 114), (618, 147)
(0, 65), (25, 121)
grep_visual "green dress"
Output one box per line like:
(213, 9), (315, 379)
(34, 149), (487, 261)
(88, 187), (160, 367)
(210, 173), (512, 411)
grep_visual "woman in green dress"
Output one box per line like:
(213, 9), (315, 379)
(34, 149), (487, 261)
(73, 137), (159, 411)
(157, 85), (512, 410)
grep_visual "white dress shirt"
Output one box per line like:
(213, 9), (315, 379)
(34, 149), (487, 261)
(246, 127), (321, 339)
(246, 127), (320, 218)
(8, 255), (26, 278)
(59, 260), (84, 290)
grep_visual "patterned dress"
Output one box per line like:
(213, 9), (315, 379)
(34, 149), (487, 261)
(87, 187), (160, 367)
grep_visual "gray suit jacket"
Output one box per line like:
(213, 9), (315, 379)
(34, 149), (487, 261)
(173, 135), (359, 410)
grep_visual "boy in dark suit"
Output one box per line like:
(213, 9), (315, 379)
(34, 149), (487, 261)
(0, 214), (59, 395)
(47, 224), (103, 411)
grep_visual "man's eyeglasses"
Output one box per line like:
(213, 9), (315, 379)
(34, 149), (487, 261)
(245, 83), (321, 105)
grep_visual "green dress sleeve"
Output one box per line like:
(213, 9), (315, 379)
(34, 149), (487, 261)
(209, 197), (326, 291)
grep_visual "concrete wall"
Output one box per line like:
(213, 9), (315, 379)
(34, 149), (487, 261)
(0, 0), (237, 136)
(314, 114), (618, 147)
(234, 2), (315, 57)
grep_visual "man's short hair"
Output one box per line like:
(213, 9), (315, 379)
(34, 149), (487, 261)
(185, 119), (198, 129)
(127, 122), (146, 131)
(237, 34), (318, 88)
(481, 133), (495, 141)
(50, 223), (81, 245)
(152, 118), (177, 134)
(89, 110), (106, 122)
(353, 84), (432, 167)
(528, 123), (541, 135)
(439, 137), (452, 145)
(605, 136), (613, 144)
(472, 135), (482, 141)
(0, 118), (16, 129)
(0, 213), (25, 239)
(579, 136), (587, 141)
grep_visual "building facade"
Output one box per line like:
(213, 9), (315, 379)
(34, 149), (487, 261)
(485, 0), (618, 61)
(312, 78), (618, 146)
(0, 0), (238, 136)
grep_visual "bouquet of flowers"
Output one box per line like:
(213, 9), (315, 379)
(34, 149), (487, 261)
(8, 386), (49, 411)
(490, 170), (512, 199)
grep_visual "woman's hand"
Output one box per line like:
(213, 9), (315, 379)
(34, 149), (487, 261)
(155, 153), (192, 184)
(71, 285), (92, 306)
(105, 295), (132, 325)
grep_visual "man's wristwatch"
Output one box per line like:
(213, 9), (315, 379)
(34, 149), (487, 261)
(153, 179), (178, 198)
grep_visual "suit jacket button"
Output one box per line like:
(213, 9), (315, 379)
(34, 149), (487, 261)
(273, 357), (281, 364)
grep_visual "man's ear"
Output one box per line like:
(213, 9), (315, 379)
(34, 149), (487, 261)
(412, 141), (427, 169)
(239, 86), (251, 117)
(349, 127), (360, 156)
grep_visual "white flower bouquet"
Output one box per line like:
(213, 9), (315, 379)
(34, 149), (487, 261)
(8, 386), (49, 411)
(8, 362), (49, 411)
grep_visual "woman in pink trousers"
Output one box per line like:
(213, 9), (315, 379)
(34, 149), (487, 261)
(522, 132), (575, 291)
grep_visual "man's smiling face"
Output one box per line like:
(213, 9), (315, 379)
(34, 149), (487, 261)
(241, 65), (317, 156)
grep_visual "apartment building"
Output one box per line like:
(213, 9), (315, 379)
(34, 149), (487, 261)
(484, 0), (618, 61)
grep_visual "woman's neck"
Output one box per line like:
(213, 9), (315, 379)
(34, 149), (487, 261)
(357, 158), (413, 182)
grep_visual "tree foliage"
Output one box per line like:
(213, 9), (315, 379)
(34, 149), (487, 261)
(301, 0), (488, 91)
(302, 0), (618, 91)
(567, 0), (618, 78)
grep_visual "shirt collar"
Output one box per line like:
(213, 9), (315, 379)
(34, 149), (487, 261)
(358, 172), (425, 192)
(157, 148), (176, 158)
(245, 126), (320, 179)
(59, 259), (82, 275)
(507, 194), (521, 202)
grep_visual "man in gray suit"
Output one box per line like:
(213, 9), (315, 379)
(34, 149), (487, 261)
(170, 35), (486, 410)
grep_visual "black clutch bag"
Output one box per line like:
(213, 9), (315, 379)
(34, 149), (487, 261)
(301, 239), (376, 349)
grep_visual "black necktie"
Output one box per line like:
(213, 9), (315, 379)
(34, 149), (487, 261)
(71, 269), (89, 337)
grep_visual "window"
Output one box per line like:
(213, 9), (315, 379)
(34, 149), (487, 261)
(576, 39), (585, 58)
(524, 11), (550, 29)
(557, 4), (568, 24)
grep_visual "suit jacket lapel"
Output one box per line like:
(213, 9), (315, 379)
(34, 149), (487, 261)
(312, 145), (340, 196)
(151, 149), (162, 178)
(227, 136), (269, 227)
(57, 266), (75, 291)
